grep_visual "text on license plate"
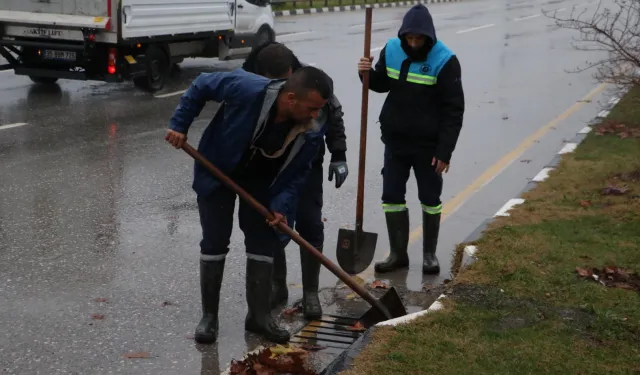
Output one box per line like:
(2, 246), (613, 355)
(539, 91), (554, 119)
(43, 50), (76, 61)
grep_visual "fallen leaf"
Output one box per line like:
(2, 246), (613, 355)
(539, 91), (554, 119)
(576, 267), (592, 277)
(443, 279), (452, 284)
(579, 200), (591, 207)
(281, 306), (301, 317)
(322, 217), (327, 222)
(370, 280), (389, 289)
(161, 301), (173, 307)
(345, 293), (357, 300)
(229, 360), (249, 375)
(300, 344), (326, 351)
(269, 344), (307, 358)
(347, 321), (366, 331)
(91, 314), (105, 320)
(93, 298), (109, 303)
(520, 159), (532, 163)
(123, 352), (150, 359)
(602, 185), (629, 195)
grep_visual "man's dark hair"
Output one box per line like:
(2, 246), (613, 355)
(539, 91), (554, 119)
(283, 66), (333, 100)
(255, 43), (294, 78)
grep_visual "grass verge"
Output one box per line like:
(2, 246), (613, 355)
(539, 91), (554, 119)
(340, 86), (640, 375)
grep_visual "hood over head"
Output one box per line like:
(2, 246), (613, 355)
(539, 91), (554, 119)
(397, 4), (436, 60)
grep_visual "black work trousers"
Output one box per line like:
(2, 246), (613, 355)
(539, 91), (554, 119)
(197, 183), (281, 262)
(381, 147), (444, 214)
(293, 160), (324, 249)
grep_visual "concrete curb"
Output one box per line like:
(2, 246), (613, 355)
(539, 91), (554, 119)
(273, 0), (463, 17)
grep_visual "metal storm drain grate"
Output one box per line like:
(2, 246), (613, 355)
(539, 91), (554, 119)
(289, 314), (366, 355)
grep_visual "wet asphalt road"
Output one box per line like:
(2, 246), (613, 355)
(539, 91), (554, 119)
(0, 0), (619, 373)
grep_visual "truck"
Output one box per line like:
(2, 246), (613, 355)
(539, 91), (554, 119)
(0, 0), (276, 91)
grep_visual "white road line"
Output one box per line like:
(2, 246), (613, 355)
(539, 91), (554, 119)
(558, 143), (578, 154)
(515, 14), (541, 21)
(0, 122), (28, 130)
(578, 126), (592, 134)
(532, 167), (554, 182)
(609, 97), (620, 105)
(155, 90), (186, 99)
(350, 20), (396, 28)
(597, 109), (610, 118)
(277, 31), (313, 38)
(0, 70), (11, 74)
(456, 23), (495, 34)
(494, 198), (525, 217)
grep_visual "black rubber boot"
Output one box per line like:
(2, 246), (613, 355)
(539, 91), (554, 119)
(422, 211), (441, 274)
(300, 245), (322, 320)
(374, 210), (410, 273)
(245, 259), (291, 343)
(270, 245), (288, 309)
(194, 259), (225, 344)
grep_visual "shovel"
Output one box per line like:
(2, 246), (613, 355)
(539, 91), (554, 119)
(336, 7), (378, 276)
(180, 142), (407, 327)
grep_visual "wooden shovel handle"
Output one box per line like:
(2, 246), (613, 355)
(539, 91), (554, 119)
(356, 6), (373, 232)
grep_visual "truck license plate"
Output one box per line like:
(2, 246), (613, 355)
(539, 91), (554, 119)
(43, 50), (76, 61)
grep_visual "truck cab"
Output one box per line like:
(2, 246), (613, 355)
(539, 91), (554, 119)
(0, 0), (276, 92)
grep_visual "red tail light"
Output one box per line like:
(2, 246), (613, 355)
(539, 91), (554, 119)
(108, 48), (117, 74)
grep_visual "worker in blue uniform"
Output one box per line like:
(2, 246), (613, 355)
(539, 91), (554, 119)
(166, 66), (334, 344)
(357, 4), (465, 274)
(242, 42), (348, 319)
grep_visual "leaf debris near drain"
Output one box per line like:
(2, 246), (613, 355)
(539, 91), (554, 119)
(93, 298), (109, 303)
(300, 344), (327, 351)
(229, 345), (317, 375)
(281, 306), (301, 317)
(347, 321), (366, 331)
(123, 352), (151, 359)
(370, 280), (389, 289)
(90, 314), (105, 320)
(575, 266), (640, 292)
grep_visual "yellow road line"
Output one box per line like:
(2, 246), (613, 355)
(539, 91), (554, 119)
(354, 83), (607, 281)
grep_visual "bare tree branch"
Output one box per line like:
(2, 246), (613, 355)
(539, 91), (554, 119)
(543, 0), (640, 90)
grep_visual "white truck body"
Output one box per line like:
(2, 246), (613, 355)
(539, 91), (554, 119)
(0, 0), (275, 90)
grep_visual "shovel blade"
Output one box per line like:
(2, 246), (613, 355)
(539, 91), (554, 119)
(359, 286), (407, 328)
(336, 228), (378, 275)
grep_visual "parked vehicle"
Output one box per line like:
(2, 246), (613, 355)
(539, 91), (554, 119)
(0, 0), (275, 91)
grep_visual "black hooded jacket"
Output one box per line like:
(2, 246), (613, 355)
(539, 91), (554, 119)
(242, 42), (347, 165)
(361, 4), (465, 163)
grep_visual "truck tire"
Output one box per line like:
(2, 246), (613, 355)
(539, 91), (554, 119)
(29, 76), (59, 84)
(133, 45), (170, 92)
(256, 26), (274, 47)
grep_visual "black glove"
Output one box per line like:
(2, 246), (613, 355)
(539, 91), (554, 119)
(328, 161), (348, 188)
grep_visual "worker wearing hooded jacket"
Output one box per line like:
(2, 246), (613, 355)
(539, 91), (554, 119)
(357, 4), (465, 274)
(242, 42), (349, 320)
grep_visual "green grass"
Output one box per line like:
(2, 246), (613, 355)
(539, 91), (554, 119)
(272, 0), (390, 11)
(340, 87), (640, 375)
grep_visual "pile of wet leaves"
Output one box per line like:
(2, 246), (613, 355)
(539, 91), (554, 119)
(229, 344), (319, 375)
(594, 120), (640, 139)
(575, 266), (640, 293)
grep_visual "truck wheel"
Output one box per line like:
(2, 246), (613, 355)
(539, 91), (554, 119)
(29, 76), (59, 84)
(256, 26), (274, 47)
(134, 45), (169, 92)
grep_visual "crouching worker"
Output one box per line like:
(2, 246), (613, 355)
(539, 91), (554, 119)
(242, 43), (348, 319)
(165, 66), (334, 344)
